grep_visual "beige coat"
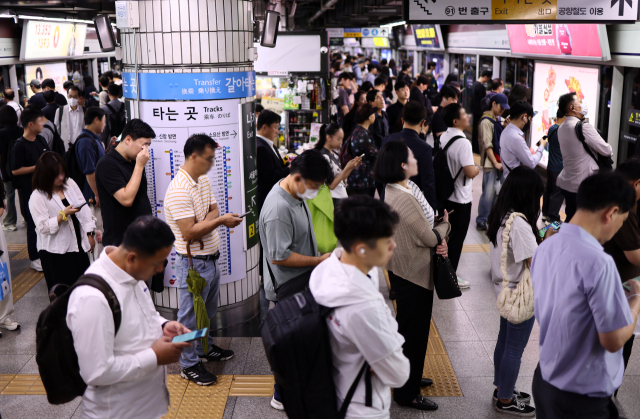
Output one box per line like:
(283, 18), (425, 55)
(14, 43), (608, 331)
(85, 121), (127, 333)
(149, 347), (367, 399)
(385, 185), (451, 290)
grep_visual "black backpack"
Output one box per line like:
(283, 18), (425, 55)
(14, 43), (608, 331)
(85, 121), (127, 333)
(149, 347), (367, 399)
(65, 133), (99, 191)
(35, 274), (121, 405)
(106, 103), (126, 138)
(574, 120), (613, 171)
(261, 291), (372, 419)
(434, 135), (466, 206)
(43, 124), (66, 157)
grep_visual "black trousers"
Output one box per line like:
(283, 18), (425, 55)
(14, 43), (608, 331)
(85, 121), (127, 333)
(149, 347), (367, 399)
(348, 187), (376, 198)
(561, 189), (577, 223)
(532, 365), (619, 419)
(542, 170), (564, 223)
(472, 113), (481, 154)
(17, 188), (37, 261)
(39, 250), (90, 291)
(388, 270), (433, 404)
(444, 200), (472, 271)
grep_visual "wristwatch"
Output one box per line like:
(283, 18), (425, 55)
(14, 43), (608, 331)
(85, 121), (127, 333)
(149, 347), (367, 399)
(87, 232), (96, 236)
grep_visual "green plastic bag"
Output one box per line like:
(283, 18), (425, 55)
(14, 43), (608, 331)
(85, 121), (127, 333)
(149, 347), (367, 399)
(185, 242), (209, 354)
(307, 185), (337, 254)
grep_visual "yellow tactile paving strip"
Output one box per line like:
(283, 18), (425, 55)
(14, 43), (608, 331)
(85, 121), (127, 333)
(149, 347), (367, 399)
(11, 267), (44, 303)
(462, 244), (490, 253)
(162, 375), (230, 419)
(383, 270), (463, 397)
(228, 375), (275, 397)
(11, 245), (29, 260)
(7, 243), (27, 252)
(0, 374), (46, 395)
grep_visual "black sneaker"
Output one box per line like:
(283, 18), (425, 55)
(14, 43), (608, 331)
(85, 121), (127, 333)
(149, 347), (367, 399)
(477, 222), (488, 231)
(493, 388), (531, 404)
(199, 344), (235, 362)
(494, 398), (536, 417)
(180, 362), (217, 386)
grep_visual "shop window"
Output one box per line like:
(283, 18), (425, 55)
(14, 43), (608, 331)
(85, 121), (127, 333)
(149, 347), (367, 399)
(617, 67), (640, 163)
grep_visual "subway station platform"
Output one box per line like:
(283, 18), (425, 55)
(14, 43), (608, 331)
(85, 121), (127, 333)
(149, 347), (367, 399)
(2, 174), (640, 419)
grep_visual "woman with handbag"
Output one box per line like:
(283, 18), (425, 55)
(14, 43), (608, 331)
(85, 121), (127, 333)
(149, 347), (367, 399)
(486, 166), (544, 417)
(29, 152), (94, 293)
(374, 139), (450, 411)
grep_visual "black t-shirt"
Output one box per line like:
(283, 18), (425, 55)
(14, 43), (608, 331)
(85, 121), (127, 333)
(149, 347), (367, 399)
(95, 148), (152, 246)
(10, 136), (50, 191)
(386, 101), (404, 134)
(472, 81), (487, 115)
(28, 92), (47, 110)
(604, 211), (640, 282)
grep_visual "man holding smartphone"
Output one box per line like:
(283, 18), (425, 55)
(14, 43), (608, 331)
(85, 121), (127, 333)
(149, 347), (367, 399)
(96, 119), (156, 247)
(164, 134), (243, 386)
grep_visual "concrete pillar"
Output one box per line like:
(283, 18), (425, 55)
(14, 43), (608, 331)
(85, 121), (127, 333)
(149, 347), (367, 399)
(118, 0), (259, 330)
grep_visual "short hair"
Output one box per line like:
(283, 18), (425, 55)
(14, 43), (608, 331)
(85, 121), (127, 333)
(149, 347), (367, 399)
(107, 83), (122, 97)
(360, 81), (374, 92)
(257, 109), (281, 130)
(122, 216), (176, 257)
(394, 80), (408, 91)
(509, 100), (534, 120)
(334, 195), (399, 252)
(355, 103), (376, 124)
(481, 70), (493, 79)
(255, 103), (264, 112)
(0, 105), (17, 126)
(427, 61), (436, 69)
(366, 89), (380, 103)
(84, 107), (106, 125)
(380, 59), (388, 65)
(32, 152), (67, 198)
(616, 157), (640, 182)
(440, 85), (459, 100)
(491, 78), (503, 91)
(99, 75), (110, 88)
(67, 85), (80, 94)
(402, 62), (412, 72)
(368, 64), (379, 72)
(374, 140), (409, 184)
(289, 149), (334, 184)
(577, 172), (636, 214)
(3, 88), (14, 100)
(41, 78), (55, 89)
(43, 90), (56, 103)
(401, 101), (427, 126)
(20, 106), (43, 127)
(184, 134), (218, 158)
(121, 119), (156, 142)
(416, 76), (429, 86)
(442, 103), (463, 127)
(63, 81), (74, 91)
(77, 89), (86, 99)
(338, 72), (353, 82)
(374, 76), (387, 87)
(558, 92), (577, 116)
(104, 70), (114, 80)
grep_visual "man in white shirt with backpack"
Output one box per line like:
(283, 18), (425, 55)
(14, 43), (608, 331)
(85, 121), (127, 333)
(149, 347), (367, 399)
(54, 85), (85, 152)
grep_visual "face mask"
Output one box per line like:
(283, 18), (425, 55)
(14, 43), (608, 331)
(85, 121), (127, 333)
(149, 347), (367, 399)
(577, 103), (588, 117)
(295, 179), (319, 200)
(68, 98), (78, 107)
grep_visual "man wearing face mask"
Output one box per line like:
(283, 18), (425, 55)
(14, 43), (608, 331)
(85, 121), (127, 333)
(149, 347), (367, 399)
(556, 92), (612, 222)
(499, 100), (547, 179)
(260, 149), (334, 411)
(54, 85), (85, 151)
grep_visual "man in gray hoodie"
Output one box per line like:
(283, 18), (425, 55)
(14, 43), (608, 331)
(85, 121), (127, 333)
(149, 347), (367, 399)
(310, 196), (410, 419)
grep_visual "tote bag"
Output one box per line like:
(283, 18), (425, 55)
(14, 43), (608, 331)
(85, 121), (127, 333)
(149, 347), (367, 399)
(306, 185), (338, 254)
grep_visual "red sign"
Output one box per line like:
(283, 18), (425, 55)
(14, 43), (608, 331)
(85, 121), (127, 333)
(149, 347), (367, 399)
(507, 24), (604, 59)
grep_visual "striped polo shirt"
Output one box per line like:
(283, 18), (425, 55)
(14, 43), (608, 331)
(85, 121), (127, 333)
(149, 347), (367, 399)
(164, 167), (220, 256)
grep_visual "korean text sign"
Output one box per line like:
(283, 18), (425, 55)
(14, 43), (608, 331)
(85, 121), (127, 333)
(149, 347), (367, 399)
(507, 24), (604, 58)
(122, 71), (256, 100)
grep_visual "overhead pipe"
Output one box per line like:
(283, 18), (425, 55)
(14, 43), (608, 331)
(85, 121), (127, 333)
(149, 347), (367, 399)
(308, 0), (340, 23)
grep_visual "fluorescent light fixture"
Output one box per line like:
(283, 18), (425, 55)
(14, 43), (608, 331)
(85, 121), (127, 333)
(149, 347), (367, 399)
(0, 14), (95, 24)
(381, 20), (406, 28)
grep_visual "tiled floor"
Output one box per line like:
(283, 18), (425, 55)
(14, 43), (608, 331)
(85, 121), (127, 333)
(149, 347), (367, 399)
(2, 174), (640, 418)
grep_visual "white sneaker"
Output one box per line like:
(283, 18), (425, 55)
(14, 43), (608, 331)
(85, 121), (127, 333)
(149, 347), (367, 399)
(270, 396), (284, 411)
(0, 317), (19, 331)
(457, 277), (470, 289)
(2, 224), (16, 231)
(30, 259), (43, 272)
(21, 219), (26, 226)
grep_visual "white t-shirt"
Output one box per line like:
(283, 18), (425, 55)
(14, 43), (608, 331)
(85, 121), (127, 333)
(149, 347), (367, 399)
(439, 128), (475, 204)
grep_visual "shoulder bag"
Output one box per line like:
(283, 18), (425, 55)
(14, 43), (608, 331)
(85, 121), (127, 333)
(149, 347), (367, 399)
(574, 120), (613, 171)
(432, 229), (461, 300)
(496, 212), (535, 324)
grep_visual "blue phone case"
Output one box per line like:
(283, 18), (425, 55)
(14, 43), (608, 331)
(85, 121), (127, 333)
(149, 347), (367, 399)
(172, 327), (208, 343)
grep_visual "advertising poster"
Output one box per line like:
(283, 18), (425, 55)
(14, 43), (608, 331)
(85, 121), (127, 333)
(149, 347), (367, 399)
(24, 63), (68, 98)
(531, 62), (600, 167)
(507, 24), (605, 59)
(140, 100), (247, 286)
(21, 20), (87, 60)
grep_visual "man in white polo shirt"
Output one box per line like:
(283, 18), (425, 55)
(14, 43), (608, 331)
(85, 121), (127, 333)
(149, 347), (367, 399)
(164, 134), (243, 386)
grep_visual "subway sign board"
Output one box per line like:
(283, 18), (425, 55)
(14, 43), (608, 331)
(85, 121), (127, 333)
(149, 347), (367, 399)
(405, 0), (639, 23)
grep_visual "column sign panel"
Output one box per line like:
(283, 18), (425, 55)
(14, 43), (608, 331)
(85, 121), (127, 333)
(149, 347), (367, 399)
(238, 102), (259, 251)
(406, 0), (638, 22)
(141, 99), (247, 287)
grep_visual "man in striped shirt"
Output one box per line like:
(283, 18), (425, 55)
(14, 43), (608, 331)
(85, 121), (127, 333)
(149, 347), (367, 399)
(164, 134), (243, 386)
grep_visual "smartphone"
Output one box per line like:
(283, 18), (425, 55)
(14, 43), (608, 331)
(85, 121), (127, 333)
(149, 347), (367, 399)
(172, 327), (208, 343)
(435, 209), (455, 222)
(73, 202), (87, 210)
(238, 211), (252, 218)
(359, 154), (365, 158)
(539, 221), (561, 238)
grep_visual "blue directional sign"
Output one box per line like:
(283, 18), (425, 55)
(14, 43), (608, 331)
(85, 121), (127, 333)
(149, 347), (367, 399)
(122, 71), (256, 100)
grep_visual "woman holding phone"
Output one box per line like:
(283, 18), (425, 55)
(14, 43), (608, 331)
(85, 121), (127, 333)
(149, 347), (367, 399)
(486, 166), (544, 417)
(374, 140), (450, 411)
(29, 152), (95, 293)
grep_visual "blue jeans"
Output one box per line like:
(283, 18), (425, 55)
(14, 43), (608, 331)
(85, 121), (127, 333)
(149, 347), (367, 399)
(477, 169), (504, 225)
(176, 256), (220, 368)
(493, 316), (535, 400)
